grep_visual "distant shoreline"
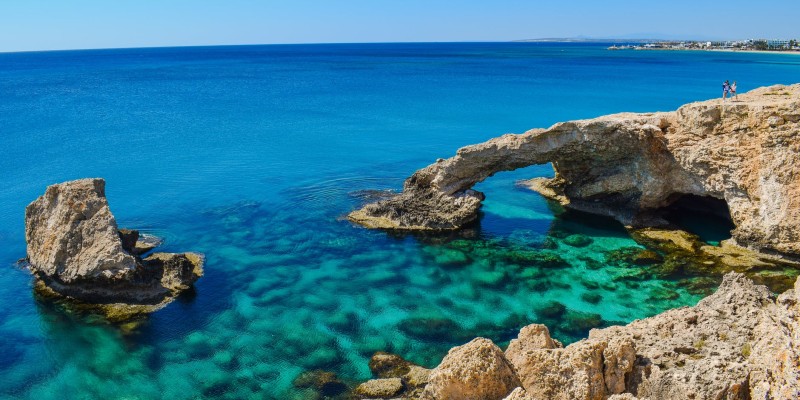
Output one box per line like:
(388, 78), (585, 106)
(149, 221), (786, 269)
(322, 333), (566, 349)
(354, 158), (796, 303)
(631, 47), (800, 56)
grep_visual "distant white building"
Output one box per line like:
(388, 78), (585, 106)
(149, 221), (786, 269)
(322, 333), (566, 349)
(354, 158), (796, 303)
(767, 39), (790, 48)
(752, 39), (793, 49)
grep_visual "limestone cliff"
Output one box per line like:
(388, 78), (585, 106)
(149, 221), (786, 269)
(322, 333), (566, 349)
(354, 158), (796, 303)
(25, 178), (203, 315)
(349, 84), (800, 257)
(356, 273), (800, 400)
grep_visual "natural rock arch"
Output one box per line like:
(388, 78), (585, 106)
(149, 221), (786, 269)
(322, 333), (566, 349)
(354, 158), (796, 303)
(349, 84), (800, 258)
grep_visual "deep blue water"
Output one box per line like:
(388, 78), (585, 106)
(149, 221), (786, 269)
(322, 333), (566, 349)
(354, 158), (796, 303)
(1, 42), (799, 399)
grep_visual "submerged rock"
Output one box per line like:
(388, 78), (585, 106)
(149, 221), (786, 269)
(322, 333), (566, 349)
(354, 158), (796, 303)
(631, 227), (800, 291)
(349, 84), (800, 259)
(292, 369), (348, 397)
(562, 234), (593, 248)
(369, 351), (412, 378)
(355, 378), (404, 398)
(389, 273), (800, 399)
(24, 178), (203, 318)
(360, 352), (431, 399)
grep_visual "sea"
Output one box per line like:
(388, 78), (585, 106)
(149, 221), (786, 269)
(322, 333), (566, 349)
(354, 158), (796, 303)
(1, 42), (798, 399)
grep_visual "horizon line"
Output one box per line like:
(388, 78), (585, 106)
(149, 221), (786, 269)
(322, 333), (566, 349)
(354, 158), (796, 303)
(1, 37), (795, 55)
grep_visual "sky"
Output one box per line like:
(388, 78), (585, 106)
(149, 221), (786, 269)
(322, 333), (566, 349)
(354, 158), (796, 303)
(1, 0), (798, 52)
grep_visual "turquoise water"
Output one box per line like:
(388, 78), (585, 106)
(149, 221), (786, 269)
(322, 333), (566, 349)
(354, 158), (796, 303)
(1, 43), (799, 399)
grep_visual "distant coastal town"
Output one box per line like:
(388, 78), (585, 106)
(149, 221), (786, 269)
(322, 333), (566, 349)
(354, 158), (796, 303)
(609, 38), (800, 52)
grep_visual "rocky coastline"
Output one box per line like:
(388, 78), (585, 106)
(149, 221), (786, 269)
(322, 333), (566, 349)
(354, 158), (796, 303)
(349, 84), (800, 259)
(351, 272), (799, 399)
(24, 178), (203, 319)
(346, 84), (800, 399)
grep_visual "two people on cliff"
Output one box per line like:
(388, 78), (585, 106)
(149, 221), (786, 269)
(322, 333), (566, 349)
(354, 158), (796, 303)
(722, 80), (737, 101)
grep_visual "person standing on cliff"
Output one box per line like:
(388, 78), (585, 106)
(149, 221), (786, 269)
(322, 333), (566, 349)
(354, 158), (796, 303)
(731, 81), (738, 100)
(722, 80), (730, 101)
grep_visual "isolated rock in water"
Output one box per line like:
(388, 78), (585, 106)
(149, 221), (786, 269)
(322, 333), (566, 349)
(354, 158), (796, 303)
(25, 178), (203, 310)
(350, 84), (800, 257)
(25, 178), (138, 284)
(421, 337), (521, 400)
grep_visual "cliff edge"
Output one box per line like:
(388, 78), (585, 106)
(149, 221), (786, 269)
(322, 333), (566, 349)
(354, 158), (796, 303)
(349, 84), (800, 257)
(354, 273), (800, 400)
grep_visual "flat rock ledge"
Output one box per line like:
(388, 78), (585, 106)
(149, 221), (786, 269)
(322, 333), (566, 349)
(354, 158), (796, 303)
(349, 84), (800, 258)
(25, 178), (203, 318)
(354, 272), (800, 400)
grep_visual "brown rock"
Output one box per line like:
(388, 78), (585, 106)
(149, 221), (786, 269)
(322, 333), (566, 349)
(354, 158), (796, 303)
(504, 324), (561, 369)
(420, 273), (799, 400)
(369, 351), (412, 378)
(118, 229), (139, 254)
(292, 369), (348, 397)
(404, 365), (432, 387)
(349, 84), (800, 258)
(25, 178), (138, 283)
(355, 378), (404, 398)
(422, 338), (521, 400)
(501, 387), (534, 400)
(24, 178), (203, 314)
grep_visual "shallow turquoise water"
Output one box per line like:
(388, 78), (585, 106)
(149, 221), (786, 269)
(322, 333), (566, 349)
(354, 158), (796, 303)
(1, 43), (799, 399)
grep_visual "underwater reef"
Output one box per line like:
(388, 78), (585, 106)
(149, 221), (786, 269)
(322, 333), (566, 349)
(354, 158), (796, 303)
(353, 273), (800, 400)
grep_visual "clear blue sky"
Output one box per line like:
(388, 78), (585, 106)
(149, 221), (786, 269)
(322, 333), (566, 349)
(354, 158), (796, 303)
(1, 0), (798, 52)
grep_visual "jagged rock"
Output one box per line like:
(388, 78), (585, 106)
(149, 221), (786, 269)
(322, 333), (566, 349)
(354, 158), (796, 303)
(501, 387), (534, 400)
(24, 178), (203, 315)
(405, 273), (799, 400)
(421, 337), (521, 400)
(504, 325), (561, 369)
(354, 378), (404, 398)
(133, 232), (163, 255)
(504, 328), (635, 400)
(404, 365), (432, 387)
(349, 84), (800, 258)
(606, 395), (640, 400)
(369, 352), (412, 378)
(118, 229), (139, 254)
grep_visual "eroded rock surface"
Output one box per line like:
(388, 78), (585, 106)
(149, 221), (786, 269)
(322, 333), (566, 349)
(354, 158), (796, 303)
(421, 338), (521, 400)
(349, 84), (800, 257)
(358, 273), (799, 399)
(25, 178), (203, 314)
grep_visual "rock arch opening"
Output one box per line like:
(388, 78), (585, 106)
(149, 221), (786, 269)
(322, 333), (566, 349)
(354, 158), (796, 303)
(661, 194), (735, 244)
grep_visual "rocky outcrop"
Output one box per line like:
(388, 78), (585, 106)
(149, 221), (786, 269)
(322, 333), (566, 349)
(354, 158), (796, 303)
(25, 178), (203, 315)
(421, 338), (521, 400)
(365, 273), (799, 400)
(505, 331), (635, 400)
(349, 84), (800, 257)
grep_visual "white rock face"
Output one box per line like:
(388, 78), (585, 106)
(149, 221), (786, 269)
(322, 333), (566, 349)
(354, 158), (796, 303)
(25, 178), (137, 283)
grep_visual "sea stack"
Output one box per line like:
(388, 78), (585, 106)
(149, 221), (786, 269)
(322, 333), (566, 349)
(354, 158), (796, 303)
(24, 178), (203, 315)
(349, 84), (800, 258)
